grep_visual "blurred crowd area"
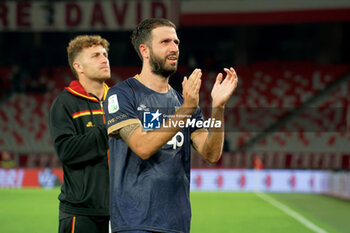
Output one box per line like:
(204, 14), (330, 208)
(1, 23), (349, 100)
(0, 17), (350, 169)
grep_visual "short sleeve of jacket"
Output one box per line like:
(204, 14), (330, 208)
(104, 84), (140, 136)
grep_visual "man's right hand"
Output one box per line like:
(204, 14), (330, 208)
(181, 69), (202, 114)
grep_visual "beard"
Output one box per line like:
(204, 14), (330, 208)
(149, 48), (177, 78)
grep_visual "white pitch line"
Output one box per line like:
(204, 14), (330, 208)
(256, 192), (328, 233)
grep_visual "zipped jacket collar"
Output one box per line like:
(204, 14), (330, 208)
(65, 80), (109, 102)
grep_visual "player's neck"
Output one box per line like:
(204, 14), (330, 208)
(138, 68), (170, 93)
(79, 78), (105, 100)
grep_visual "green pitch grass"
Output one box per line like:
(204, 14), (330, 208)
(0, 188), (60, 233)
(1, 188), (350, 233)
(191, 192), (350, 233)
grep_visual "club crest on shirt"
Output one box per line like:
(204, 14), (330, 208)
(108, 94), (119, 114)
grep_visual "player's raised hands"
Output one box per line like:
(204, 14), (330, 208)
(182, 68), (202, 111)
(211, 67), (238, 108)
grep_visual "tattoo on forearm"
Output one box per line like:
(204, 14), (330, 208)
(120, 123), (141, 142)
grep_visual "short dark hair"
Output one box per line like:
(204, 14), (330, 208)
(131, 18), (176, 60)
(67, 35), (109, 78)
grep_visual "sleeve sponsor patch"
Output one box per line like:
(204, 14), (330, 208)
(108, 94), (119, 114)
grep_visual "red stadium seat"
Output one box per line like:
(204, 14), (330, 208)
(0, 63), (349, 168)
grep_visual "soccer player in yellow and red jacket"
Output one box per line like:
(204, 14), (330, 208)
(49, 35), (110, 233)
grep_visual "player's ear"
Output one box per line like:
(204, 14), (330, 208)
(73, 61), (82, 74)
(139, 44), (149, 59)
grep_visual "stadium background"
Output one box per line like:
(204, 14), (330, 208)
(0, 0), (350, 233)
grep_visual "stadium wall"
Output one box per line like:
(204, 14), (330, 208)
(0, 168), (63, 189)
(1, 0), (350, 31)
(1, 168), (349, 200)
(190, 168), (350, 200)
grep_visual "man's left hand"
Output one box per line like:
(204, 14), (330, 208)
(211, 67), (238, 108)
